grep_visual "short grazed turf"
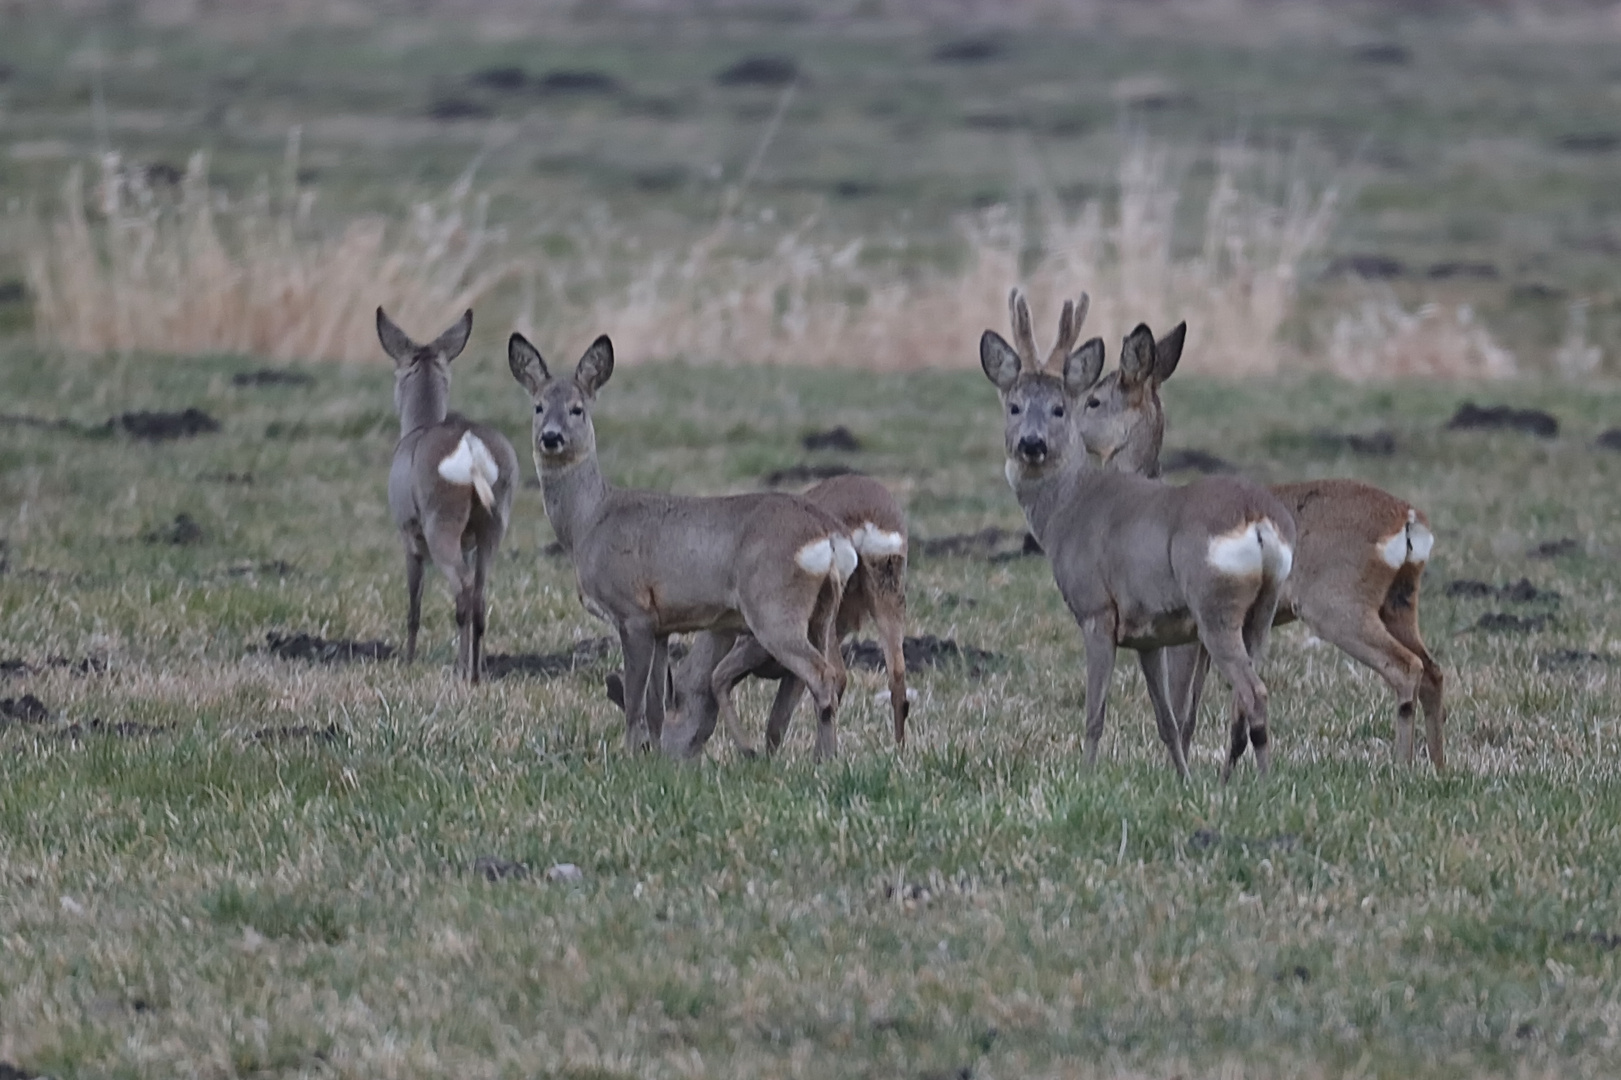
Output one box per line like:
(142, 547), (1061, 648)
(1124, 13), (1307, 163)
(2, 341), (1619, 1077)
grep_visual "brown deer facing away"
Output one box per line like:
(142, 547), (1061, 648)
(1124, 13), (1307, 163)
(981, 291), (1296, 780)
(378, 307), (518, 682)
(508, 331), (858, 757)
(607, 473), (911, 757)
(1074, 321), (1446, 769)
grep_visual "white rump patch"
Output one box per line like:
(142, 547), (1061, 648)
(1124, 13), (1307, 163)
(1257, 519), (1293, 582)
(1407, 520), (1434, 564)
(1207, 522), (1265, 577)
(852, 522), (906, 558)
(795, 537), (835, 576)
(438, 431), (500, 509)
(832, 535), (859, 580)
(1378, 529), (1408, 569)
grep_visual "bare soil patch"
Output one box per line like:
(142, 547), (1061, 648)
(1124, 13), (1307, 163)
(801, 425), (862, 452)
(232, 368), (314, 388)
(1528, 538), (1580, 560)
(485, 637), (617, 680)
(762, 462), (855, 487)
(1310, 429), (1397, 456)
(1445, 402), (1558, 438)
(252, 723), (340, 743)
(915, 526), (1025, 560)
(58, 718), (171, 739)
(0, 693), (49, 725)
(1160, 447), (1236, 474)
(1473, 612), (1552, 634)
(715, 55), (799, 87)
(143, 513), (205, 546)
(1597, 428), (1621, 451)
(265, 631), (395, 664)
(842, 634), (1002, 678)
(1445, 577), (1561, 604)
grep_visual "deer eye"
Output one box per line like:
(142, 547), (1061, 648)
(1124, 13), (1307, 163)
(1086, 397), (1102, 409)
(1052, 405), (1065, 418)
(534, 405), (542, 414)
(1009, 403), (1022, 416)
(569, 405), (584, 417)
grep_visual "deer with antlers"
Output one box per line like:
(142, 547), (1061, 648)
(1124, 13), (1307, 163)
(377, 308), (519, 682)
(981, 291), (1296, 780)
(1072, 321), (1446, 769)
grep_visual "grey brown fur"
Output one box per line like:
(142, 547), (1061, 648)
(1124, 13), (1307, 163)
(508, 331), (855, 758)
(1078, 323), (1446, 769)
(618, 473), (910, 758)
(981, 291), (1296, 780)
(378, 307), (518, 682)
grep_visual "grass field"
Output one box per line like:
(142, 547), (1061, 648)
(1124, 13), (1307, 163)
(2, 340), (1620, 1077)
(4, 2), (1621, 1077)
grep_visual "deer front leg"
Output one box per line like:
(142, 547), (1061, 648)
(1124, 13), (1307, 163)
(646, 636), (669, 742)
(1080, 615), (1118, 768)
(1139, 648), (1190, 779)
(617, 620), (659, 752)
(764, 675), (806, 755)
(1163, 642), (1207, 759)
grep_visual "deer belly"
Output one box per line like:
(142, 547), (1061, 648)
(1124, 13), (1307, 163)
(1117, 610), (1200, 651)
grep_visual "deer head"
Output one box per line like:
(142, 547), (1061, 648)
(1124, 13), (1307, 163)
(1070, 320), (1186, 474)
(979, 288), (1105, 482)
(507, 332), (615, 470)
(376, 307), (473, 434)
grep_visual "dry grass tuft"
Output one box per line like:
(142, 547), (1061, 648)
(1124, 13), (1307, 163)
(24, 134), (518, 363)
(542, 143), (1337, 374)
(1326, 297), (1519, 380)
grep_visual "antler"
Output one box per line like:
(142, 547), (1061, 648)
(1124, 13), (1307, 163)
(1045, 292), (1090, 371)
(1007, 288), (1040, 368)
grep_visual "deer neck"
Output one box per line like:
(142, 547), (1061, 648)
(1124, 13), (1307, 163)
(1005, 450), (1095, 549)
(397, 367), (449, 438)
(539, 452), (610, 554)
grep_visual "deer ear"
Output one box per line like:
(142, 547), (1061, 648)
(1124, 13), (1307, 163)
(980, 330), (1023, 391)
(1064, 337), (1105, 395)
(508, 332), (548, 395)
(1155, 322), (1187, 383)
(376, 306), (417, 365)
(1120, 324), (1157, 387)
(574, 335), (615, 396)
(429, 309), (473, 364)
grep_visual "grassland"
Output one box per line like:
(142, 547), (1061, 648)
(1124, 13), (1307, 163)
(2, 338), (1621, 1077)
(3, 3), (1621, 1077)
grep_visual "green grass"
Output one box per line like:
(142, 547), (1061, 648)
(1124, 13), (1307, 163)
(2, 339), (1620, 1077)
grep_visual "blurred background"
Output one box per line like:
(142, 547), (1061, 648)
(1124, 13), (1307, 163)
(3, 0), (1621, 377)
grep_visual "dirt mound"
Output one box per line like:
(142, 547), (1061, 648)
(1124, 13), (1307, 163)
(485, 637), (617, 680)
(252, 723), (340, 743)
(1473, 613), (1551, 634)
(0, 693), (49, 725)
(1528, 538), (1580, 560)
(232, 368), (313, 388)
(58, 718), (170, 739)
(117, 408), (220, 440)
(715, 55), (799, 87)
(143, 513), (205, 546)
(762, 463), (855, 487)
(1445, 402), (1558, 438)
(801, 425), (862, 452)
(842, 634), (1002, 677)
(1445, 578), (1560, 603)
(265, 632), (394, 664)
(1160, 448), (1236, 474)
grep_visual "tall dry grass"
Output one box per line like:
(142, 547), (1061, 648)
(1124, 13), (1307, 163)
(1325, 297), (1518, 381)
(538, 143), (1337, 374)
(24, 135), (516, 362)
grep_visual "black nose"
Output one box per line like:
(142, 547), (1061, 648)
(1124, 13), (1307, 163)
(540, 431), (564, 452)
(1017, 435), (1048, 462)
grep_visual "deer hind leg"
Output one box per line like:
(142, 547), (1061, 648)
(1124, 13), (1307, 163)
(1310, 605), (1426, 766)
(425, 517), (475, 679)
(403, 540), (426, 665)
(1380, 562), (1446, 770)
(467, 535), (498, 684)
(711, 635), (775, 759)
(1163, 643), (1208, 760)
(1138, 648), (1190, 779)
(764, 675), (806, 755)
(870, 558), (911, 747)
(1195, 612), (1269, 784)
(747, 615), (844, 761)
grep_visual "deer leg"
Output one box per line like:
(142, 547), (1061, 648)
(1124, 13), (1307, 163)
(1308, 608), (1426, 766)
(809, 576), (847, 762)
(871, 577), (910, 748)
(1197, 620), (1268, 784)
(469, 544), (492, 684)
(1163, 643), (1207, 759)
(1080, 616), (1118, 768)
(617, 620), (659, 752)
(646, 636), (669, 742)
(1138, 648), (1190, 779)
(764, 675), (805, 755)
(664, 631), (733, 760)
(746, 628), (841, 761)
(425, 521), (473, 680)
(1380, 572), (1446, 771)
(403, 544), (426, 665)
(711, 635), (775, 759)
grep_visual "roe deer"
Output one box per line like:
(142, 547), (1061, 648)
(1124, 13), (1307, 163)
(378, 307), (518, 682)
(508, 331), (857, 757)
(608, 473), (911, 757)
(1075, 322), (1446, 769)
(981, 291), (1295, 780)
